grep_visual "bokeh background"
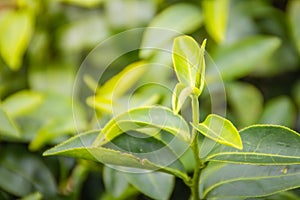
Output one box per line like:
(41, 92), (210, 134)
(0, 0), (300, 199)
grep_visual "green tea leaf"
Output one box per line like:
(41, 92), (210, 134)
(94, 106), (190, 145)
(0, 10), (34, 70)
(19, 192), (42, 200)
(206, 36), (281, 82)
(287, 0), (300, 55)
(103, 131), (186, 172)
(57, 0), (105, 7)
(200, 162), (300, 199)
(44, 131), (188, 179)
(0, 106), (20, 137)
(202, 0), (230, 43)
(259, 96), (296, 128)
(172, 36), (206, 90)
(125, 172), (174, 200)
(103, 166), (128, 198)
(0, 145), (56, 197)
(87, 61), (147, 114)
(172, 83), (193, 114)
(227, 82), (263, 127)
(206, 125), (300, 164)
(140, 3), (203, 59)
(2, 90), (43, 117)
(193, 114), (242, 150)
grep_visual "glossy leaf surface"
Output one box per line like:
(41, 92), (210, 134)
(206, 125), (300, 164)
(200, 162), (300, 199)
(44, 131), (188, 179)
(94, 106), (190, 145)
(193, 114), (242, 150)
(172, 36), (206, 90)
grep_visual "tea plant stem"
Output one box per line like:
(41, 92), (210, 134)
(190, 94), (203, 200)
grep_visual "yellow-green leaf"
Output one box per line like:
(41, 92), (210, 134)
(88, 61), (147, 114)
(202, 0), (230, 43)
(172, 36), (206, 91)
(0, 106), (20, 138)
(93, 106), (191, 145)
(193, 114), (242, 150)
(287, 0), (300, 55)
(172, 83), (193, 114)
(140, 3), (203, 59)
(0, 10), (34, 70)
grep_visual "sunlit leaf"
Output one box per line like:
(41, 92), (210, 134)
(172, 83), (193, 114)
(0, 10), (34, 70)
(200, 162), (300, 199)
(259, 96), (297, 128)
(202, 0), (230, 43)
(0, 106), (20, 137)
(87, 61), (147, 114)
(140, 3), (203, 59)
(125, 171), (174, 200)
(2, 90), (43, 117)
(206, 36), (281, 82)
(172, 36), (206, 91)
(193, 114), (242, 150)
(93, 106), (191, 145)
(206, 125), (300, 164)
(57, 0), (105, 7)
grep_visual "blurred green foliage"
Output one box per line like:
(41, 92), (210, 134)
(0, 0), (300, 199)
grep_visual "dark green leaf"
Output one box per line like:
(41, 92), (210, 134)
(125, 171), (174, 200)
(206, 125), (300, 164)
(44, 131), (189, 180)
(200, 162), (300, 199)
(0, 145), (56, 197)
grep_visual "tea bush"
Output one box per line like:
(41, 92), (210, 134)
(0, 0), (300, 199)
